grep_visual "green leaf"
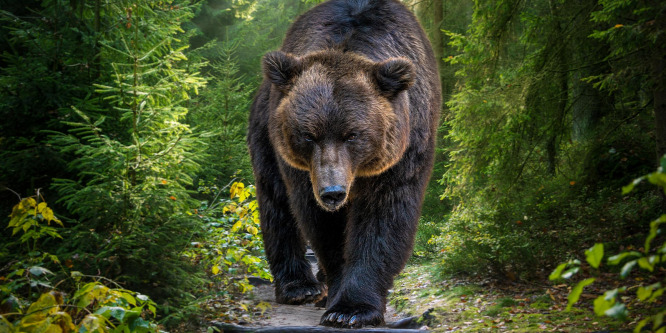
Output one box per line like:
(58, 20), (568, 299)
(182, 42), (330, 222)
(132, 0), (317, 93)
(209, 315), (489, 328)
(647, 172), (666, 189)
(608, 251), (641, 265)
(635, 318), (650, 333)
(622, 177), (644, 195)
(561, 267), (580, 279)
(594, 294), (614, 316)
(79, 314), (105, 333)
(585, 243), (604, 269)
(71, 271), (83, 281)
(567, 278), (595, 311)
(37, 202), (47, 213)
(605, 303), (627, 320)
(120, 292), (136, 306)
(620, 260), (637, 278)
(549, 262), (568, 280)
(638, 257), (654, 272)
(638, 285), (653, 301)
(648, 287), (664, 302)
(29, 266), (54, 277)
(655, 312), (664, 330)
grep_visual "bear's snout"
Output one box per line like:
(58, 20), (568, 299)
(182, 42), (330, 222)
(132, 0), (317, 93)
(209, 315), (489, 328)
(319, 185), (346, 208)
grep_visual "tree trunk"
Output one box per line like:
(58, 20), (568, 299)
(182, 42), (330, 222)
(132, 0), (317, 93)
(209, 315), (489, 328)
(654, 49), (666, 162)
(546, 0), (569, 175)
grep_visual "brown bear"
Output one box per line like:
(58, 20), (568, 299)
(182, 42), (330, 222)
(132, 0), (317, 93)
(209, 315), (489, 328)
(247, 0), (441, 328)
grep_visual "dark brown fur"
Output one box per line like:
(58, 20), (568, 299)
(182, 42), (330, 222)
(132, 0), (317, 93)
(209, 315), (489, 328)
(247, 0), (441, 328)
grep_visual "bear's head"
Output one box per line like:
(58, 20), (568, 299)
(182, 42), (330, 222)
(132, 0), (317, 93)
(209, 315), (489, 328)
(263, 50), (413, 212)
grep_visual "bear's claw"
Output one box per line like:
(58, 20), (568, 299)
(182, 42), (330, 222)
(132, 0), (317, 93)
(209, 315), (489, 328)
(320, 307), (384, 328)
(275, 280), (326, 305)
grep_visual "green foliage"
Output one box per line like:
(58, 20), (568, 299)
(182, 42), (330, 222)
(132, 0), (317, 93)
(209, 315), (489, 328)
(550, 156), (666, 332)
(433, 0), (659, 279)
(163, 181), (271, 326)
(187, 181), (271, 294)
(7, 196), (63, 251)
(44, 0), (208, 304)
(2, 283), (160, 333)
(1, 196), (161, 333)
(0, 1), (98, 212)
(585, 0), (666, 93)
(188, 41), (254, 184)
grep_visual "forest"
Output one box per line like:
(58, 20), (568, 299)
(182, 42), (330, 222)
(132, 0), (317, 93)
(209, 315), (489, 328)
(1, 0), (665, 332)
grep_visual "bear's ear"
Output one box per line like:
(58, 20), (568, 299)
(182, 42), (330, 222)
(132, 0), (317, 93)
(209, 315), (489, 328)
(262, 51), (302, 91)
(373, 58), (415, 97)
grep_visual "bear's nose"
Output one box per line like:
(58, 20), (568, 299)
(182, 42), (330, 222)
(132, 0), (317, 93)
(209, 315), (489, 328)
(319, 185), (346, 206)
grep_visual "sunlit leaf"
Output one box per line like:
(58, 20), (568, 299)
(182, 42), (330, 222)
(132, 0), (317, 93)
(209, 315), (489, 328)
(638, 257), (654, 272)
(605, 303), (627, 320)
(594, 294), (614, 316)
(549, 262), (568, 280)
(585, 243), (604, 269)
(620, 260), (637, 278)
(567, 278), (595, 311)
(608, 251), (641, 265)
(231, 220), (242, 233)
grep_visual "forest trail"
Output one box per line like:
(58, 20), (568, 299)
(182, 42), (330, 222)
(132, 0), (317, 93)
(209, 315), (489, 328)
(211, 249), (426, 332)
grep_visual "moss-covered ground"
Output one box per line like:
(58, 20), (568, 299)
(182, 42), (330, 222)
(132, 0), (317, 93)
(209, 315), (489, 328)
(388, 261), (635, 332)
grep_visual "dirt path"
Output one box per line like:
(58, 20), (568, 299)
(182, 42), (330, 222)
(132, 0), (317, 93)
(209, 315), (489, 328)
(247, 280), (410, 328)
(211, 250), (425, 332)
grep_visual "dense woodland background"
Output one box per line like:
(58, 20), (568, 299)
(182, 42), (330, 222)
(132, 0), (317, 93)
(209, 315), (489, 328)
(1, 0), (665, 331)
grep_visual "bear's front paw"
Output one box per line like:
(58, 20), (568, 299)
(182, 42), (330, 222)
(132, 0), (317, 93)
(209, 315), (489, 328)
(275, 279), (326, 305)
(320, 305), (384, 328)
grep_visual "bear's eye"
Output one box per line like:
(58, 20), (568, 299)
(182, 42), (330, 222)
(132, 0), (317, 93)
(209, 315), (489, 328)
(303, 134), (315, 142)
(346, 133), (358, 142)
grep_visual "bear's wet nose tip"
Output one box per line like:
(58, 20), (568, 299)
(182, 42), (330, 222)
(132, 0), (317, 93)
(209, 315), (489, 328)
(320, 185), (346, 206)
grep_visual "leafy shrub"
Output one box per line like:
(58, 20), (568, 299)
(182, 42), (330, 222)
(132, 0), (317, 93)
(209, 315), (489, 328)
(162, 181), (271, 326)
(1, 196), (161, 333)
(550, 157), (666, 332)
(188, 181), (270, 294)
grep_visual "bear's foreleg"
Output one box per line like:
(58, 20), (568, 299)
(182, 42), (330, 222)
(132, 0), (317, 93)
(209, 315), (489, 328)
(280, 167), (349, 307)
(256, 168), (326, 304)
(320, 177), (423, 328)
(250, 126), (326, 305)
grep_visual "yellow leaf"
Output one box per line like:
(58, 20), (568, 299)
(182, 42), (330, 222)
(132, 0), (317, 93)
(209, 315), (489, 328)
(37, 202), (47, 214)
(614, 24), (624, 28)
(230, 182), (245, 199)
(25, 197), (37, 208)
(231, 220), (242, 232)
(42, 207), (55, 223)
(79, 314), (104, 333)
(247, 226), (258, 236)
(212, 265), (220, 275)
(255, 302), (272, 315)
(25, 292), (59, 319)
